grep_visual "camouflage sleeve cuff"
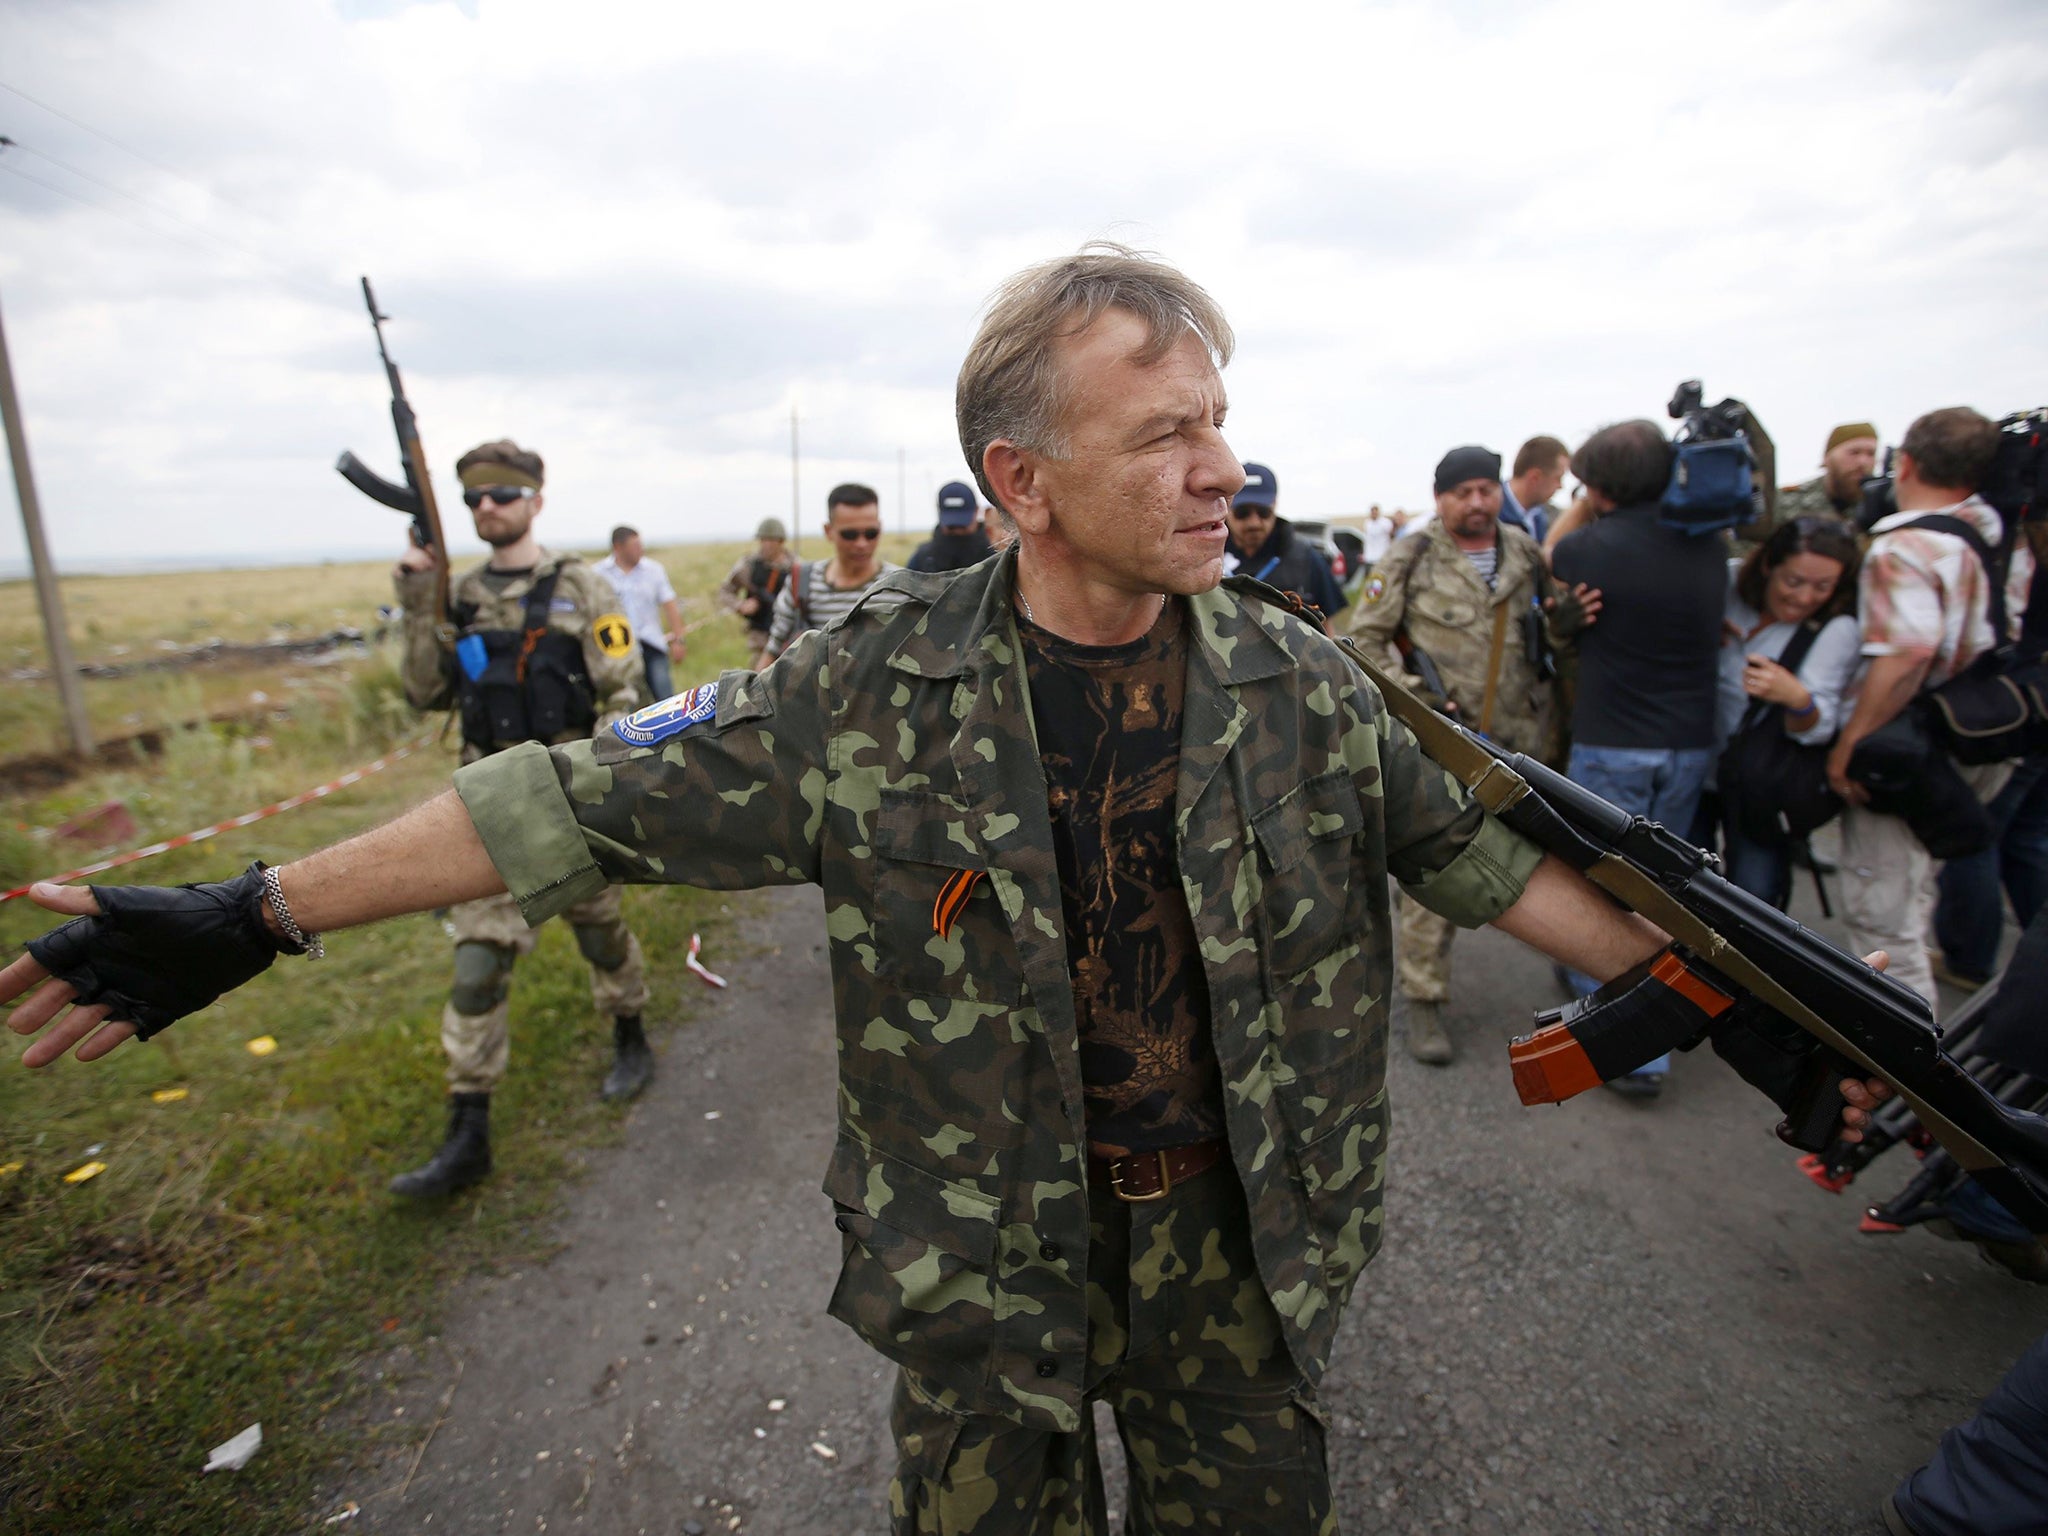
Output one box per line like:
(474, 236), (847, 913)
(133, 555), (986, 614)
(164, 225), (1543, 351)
(1398, 812), (1544, 929)
(453, 741), (609, 926)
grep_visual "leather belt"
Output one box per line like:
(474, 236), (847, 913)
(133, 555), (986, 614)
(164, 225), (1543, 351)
(1087, 1138), (1226, 1203)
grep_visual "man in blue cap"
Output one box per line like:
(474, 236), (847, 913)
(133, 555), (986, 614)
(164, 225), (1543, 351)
(1224, 461), (1346, 627)
(909, 479), (997, 573)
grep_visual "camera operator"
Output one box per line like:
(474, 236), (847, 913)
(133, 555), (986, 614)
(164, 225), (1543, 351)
(1826, 407), (2034, 1010)
(1549, 420), (1729, 1098)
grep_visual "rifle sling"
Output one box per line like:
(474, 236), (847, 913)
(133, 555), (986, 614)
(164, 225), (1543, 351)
(1478, 597), (1512, 737)
(1333, 635), (2009, 1178)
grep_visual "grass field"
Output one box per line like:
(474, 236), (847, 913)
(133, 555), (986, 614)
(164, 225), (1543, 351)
(0, 534), (916, 1532)
(0, 533), (924, 757)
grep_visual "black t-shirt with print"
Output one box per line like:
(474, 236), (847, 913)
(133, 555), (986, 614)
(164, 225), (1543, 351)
(1016, 599), (1224, 1154)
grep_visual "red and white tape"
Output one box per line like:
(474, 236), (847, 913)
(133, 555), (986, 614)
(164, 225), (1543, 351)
(1, 734), (437, 903)
(684, 932), (727, 989)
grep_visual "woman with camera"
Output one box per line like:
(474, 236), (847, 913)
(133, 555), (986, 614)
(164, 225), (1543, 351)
(1698, 517), (1864, 907)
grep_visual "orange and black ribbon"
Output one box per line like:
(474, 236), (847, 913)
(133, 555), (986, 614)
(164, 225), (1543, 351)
(932, 869), (985, 939)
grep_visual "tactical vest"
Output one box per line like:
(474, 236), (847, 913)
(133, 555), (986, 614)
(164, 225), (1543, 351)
(451, 567), (598, 754)
(745, 555), (787, 631)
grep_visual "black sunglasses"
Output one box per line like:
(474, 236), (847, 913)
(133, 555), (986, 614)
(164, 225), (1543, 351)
(835, 527), (881, 542)
(1234, 504), (1275, 520)
(462, 486), (536, 509)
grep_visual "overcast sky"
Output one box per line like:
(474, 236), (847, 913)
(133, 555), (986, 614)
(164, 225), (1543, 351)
(0, 0), (2044, 570)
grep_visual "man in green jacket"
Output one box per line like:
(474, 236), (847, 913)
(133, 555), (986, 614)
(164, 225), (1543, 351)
(2, 245), (1882, 1534)
(1343, 444), (1584, 1065)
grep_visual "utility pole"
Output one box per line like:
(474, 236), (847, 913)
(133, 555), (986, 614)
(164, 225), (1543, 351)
(789, 403), (801, 560)
(0, 285), (93, 758)
(897, 446), (906, 535)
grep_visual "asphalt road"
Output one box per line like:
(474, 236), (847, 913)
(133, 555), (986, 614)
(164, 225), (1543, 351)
(329, 881), (2046, 1535)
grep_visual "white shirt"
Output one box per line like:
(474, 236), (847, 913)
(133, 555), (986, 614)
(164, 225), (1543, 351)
(1717, 563), (1862, 750)
(593, 553), (677, 645)
(1361, 515), (1396, 565)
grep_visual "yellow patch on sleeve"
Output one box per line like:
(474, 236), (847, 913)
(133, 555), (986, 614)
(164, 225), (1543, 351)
(593, 613), (636, 659)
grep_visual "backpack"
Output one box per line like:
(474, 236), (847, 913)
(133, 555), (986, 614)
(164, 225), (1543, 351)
(1907, 514), (2048, 764)
(1716, 621), (1841, 846)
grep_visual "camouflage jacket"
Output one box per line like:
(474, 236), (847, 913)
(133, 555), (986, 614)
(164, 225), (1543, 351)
(1738, 475), (1862, 553)
(395, 547), (643, 764)
(450, 549), (1542, 1431)
(1341, 518), (1561, 759)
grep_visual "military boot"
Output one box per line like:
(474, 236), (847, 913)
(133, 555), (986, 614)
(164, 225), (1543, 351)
(389, 1093), (492, 1198)
(1406, 1000), (1455, 1066)
(600, 1014), (654, 1102)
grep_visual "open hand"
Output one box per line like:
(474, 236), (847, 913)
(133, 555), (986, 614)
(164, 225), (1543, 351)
(0, 885), (137, 1066)
(4, 864), (289, 1068)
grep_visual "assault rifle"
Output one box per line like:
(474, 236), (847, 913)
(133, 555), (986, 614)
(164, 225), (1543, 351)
(336, 277), (451, 640)
(1337, 638), (2048, 1243)
(1392, 635), (1452, 714)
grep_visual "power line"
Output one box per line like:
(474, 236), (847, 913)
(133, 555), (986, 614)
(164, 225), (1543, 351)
(5, 136), (336, 305)
(0, 138), (338, 307)
(9, 136), (223, 243)
(0, 76), (293, 238)
(0, 157), (225, 263)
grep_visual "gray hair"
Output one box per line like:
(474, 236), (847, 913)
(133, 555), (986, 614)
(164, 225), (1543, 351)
(955, 242), (1235, 510)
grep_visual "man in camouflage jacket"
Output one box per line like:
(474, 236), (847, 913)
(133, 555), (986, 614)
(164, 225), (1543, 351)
(7, 251), (1761, 1533)
(389, 437), (652, 1199)
(1745, 421), (1880, 549)
(1343, 446), (1588, 1065)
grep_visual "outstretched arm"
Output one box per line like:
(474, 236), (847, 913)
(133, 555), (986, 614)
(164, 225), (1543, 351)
(2, 790), (503, 1067)
(1490, 852), (1665, 978)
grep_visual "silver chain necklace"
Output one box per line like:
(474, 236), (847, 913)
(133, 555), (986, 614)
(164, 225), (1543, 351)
(1018, 590), (1164, 630)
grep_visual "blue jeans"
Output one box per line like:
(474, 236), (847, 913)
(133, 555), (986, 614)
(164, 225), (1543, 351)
(1932, 756), (2048, 981)
(1564, 744), (1716, 1073)
(1690, 791), (1793, 910)
(641, 642), (674, 705)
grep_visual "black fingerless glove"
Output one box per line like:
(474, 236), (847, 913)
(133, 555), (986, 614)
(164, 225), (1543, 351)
(23, 862), (298, 1040)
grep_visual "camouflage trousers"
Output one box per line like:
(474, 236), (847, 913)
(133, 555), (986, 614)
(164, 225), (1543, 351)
(440, 886), (647, 1094)
(1395, 889), (1456, 1004)
(887, 1158), (1334, 1535)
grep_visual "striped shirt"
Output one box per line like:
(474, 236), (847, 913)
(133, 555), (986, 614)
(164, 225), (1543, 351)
(1859, 496), (2033, 689)
(1462, 544), (1499, 588)
(765, 560), (897, 659)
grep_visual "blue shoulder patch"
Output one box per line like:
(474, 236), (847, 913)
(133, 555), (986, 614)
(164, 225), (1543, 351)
(613, 681), (719, 747)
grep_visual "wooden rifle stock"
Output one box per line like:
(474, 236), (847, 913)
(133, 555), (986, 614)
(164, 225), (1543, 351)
(336, 277), (452, 642)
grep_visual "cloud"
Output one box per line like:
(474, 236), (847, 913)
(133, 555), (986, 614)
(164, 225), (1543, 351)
(0, 0), (2044, 569)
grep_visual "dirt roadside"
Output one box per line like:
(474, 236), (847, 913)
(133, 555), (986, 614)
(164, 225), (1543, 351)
(323, 883), (2044, 1535)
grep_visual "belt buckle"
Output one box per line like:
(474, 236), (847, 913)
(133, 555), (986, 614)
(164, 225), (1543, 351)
(1109, 1150), (1172, 1204)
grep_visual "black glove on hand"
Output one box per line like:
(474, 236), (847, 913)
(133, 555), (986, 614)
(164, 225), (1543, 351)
(23, 862), (296, 1040)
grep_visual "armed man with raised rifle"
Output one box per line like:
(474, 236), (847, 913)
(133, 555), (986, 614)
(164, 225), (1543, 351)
(3, 247), (1950, 1532)
(332, 281), (654, 1197)
(387, 438), (653, 1197)
(1343, 444), (1595, 1064)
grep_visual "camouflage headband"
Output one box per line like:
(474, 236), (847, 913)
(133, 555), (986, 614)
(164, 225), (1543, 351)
(457, 461), (543, 492)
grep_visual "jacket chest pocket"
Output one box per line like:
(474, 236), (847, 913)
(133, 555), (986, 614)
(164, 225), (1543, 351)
(871, 789), (1021, 1005)
(1250, 770), (1365, 982)
(1410, 589), (1480, 633)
